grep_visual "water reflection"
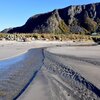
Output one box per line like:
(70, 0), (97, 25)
(0, 53), (26, 69)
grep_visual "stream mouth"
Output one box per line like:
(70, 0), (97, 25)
(0, 53), (26, 70)
(0, 46), (100, 100)
(0, 48), (44, 100)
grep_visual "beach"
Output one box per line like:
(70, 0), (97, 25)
(0, 40), (66, 60)
(0, 41), (100, 100)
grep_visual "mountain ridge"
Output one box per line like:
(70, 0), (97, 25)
(1, 2), (100, 34)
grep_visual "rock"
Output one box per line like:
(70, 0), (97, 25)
(1, 2), (100, 34)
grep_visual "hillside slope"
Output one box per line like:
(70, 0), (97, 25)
(1, 2), (100, 34)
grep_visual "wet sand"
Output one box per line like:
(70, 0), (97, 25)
(0, 41), (100, 100)
(0, 41), (65, 60)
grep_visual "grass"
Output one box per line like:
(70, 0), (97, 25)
(58, 20), (69, 34)
(91, 35), (100, 38)
(91, 35), (100, 43)
(0, 33), (93, 42)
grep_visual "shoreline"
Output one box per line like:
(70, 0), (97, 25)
(17, 45), (100, 100)
(0, 41), (100, 100)
(0, 40), (68, 60)
(0, 40), (97, 61)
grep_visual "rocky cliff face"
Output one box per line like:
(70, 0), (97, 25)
(1, 2), (100, 34)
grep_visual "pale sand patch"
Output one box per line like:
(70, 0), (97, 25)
(0, 40), (68, 60)
(48, 45), (100, 59)
(17, 69), (52, 100)
(17, 67), (75, 100)
(47, 45), (100, 89)
(0, 40), (95, 60)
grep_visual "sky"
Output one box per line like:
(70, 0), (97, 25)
(0, 0), (100, 31)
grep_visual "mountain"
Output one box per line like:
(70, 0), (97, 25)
(1, 2), (100, 34)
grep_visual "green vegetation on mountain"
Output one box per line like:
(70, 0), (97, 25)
(84, 17), (97, 33)
(58, 20), (69, 34)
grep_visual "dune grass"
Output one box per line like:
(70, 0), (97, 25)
(0, 33), (93, 42)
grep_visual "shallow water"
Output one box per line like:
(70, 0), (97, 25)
(0, 48), (44, 100)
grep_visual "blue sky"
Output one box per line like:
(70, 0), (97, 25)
(0, 0), (100, 31)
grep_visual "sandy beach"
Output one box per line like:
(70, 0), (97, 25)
(47, 46), (100, 88)
(0, 40), (100, 100)
(0, 40), (67, 60)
